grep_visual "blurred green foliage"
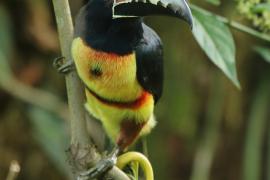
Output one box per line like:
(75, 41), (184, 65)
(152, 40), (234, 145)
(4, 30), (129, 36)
(238, 0), (270, 32)
(254, 46), (270, 63)
(0, 5), (12, 80)
(205, 0), (220, 6)
(243, 78), (270, 180)
(28, 107), (70, 176)
(0, 0), (269, 180)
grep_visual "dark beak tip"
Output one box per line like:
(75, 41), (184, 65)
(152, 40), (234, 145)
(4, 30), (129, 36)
(186, 13), (194, 30)
(178, 1), (194, 30)
(189, 21), (194, 30)
(176, 11), (193, 30)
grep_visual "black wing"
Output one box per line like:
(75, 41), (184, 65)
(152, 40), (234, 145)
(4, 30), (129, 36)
(136, 23), (163, 104)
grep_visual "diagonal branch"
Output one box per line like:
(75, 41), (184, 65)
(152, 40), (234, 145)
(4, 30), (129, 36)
(51, 0), (130, 179)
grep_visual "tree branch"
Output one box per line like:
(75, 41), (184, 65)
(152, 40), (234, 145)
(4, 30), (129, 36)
(51, 0), (129, 179)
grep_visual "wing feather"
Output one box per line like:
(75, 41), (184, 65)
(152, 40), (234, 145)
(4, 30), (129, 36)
(136, 24), (163, 103)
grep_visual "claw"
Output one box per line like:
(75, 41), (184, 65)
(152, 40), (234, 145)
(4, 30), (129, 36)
(78, 158), (116, 180)
(77, 147), (119, 180)
(53, 56), (75, 74)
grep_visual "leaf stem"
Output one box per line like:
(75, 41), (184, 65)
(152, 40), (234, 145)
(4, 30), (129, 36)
(190, 4), (270, 42)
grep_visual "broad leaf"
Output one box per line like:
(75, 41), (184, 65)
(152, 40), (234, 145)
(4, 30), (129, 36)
(254, 46), (270, 63)
(191, 6), (240, 88)
(205, 0), (221, 6)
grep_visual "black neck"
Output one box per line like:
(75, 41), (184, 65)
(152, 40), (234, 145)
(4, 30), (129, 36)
(74, 0), (143, 55)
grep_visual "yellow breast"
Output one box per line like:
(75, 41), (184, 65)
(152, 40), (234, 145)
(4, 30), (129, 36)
(71, 38), (143, 101)
(71, 38), (156, 141)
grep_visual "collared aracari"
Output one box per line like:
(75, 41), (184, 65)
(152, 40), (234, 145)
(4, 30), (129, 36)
(57, 0), (193, 179)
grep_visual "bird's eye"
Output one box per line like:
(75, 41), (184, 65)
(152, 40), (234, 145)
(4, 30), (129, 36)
(90, 66), (102, 77)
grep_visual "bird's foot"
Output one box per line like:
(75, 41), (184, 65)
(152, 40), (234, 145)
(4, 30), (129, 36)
(77, 148), (119, 180)
(53, 56), (74, 74)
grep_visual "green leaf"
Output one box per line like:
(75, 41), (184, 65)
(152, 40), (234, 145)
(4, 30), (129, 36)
(254, 46), (270, 63)
(205, 0), (221, 6)
(191, 6), (240, 88)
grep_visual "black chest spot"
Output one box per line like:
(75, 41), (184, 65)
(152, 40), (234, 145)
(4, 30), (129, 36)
(90, 65), (103, 77)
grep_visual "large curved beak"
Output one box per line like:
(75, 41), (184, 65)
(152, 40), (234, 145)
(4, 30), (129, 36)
(113, 0), (193, 29)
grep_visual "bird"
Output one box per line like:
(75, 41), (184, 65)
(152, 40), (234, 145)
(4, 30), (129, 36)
(56, 0), (193, 179)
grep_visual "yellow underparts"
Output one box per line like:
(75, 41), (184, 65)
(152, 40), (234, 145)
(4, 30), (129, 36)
(71, 38), (156, 142)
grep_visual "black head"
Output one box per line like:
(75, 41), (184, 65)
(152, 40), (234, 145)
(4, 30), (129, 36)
(74, 0), (193, 55)
(74, 0), (144, 55)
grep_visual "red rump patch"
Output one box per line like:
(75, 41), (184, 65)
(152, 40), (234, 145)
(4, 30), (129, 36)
(117, 120), (146, 150)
